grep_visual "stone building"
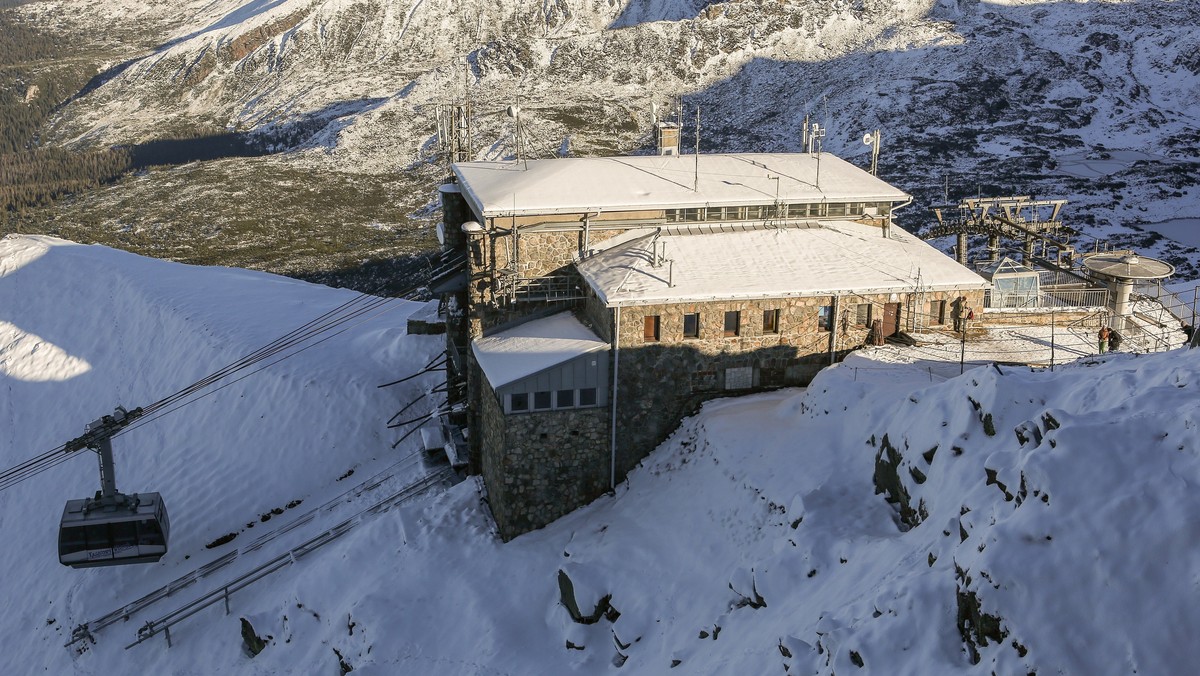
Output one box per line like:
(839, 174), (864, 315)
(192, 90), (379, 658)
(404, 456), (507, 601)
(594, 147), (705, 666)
(434, 150), (988, 539)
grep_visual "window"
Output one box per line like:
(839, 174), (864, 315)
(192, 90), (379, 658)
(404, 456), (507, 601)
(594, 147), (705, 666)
(533, 391), (552, 410)
(929, 300), (947, 325)
(818, 305), (832, 331)
(644, 315), (660, 342)
(683, 313), (700, 339)
(856, 303), (872, 326)
(510, 393), (529, 412)
(682, 208), (705, 221)
(762, 309), (780, 334)
(579, 388), (597, 406)
(848, 203), (865, 216)
(827, 202), (847, 217)
(556, 390), (575, 408)
(724, 311), (741, 337)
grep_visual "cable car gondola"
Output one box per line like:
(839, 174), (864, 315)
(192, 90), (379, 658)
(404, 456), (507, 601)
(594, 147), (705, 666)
(57, 407), (171, 568)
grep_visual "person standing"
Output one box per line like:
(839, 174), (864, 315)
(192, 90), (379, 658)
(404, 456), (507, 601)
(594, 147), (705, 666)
(951, 296), (966, 332)
(1098, 326), (1111, 354)
(1108, 329), (1122, 352)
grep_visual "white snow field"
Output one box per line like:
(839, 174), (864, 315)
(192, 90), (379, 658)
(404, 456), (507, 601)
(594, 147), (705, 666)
(3, 233), (1200, 674)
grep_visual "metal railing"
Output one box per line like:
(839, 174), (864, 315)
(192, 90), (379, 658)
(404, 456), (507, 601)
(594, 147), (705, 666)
(125, 467), (455, 649)
(496, 271), (586, 303)
(985, 288), (1108, 309)
(67, 451), (433, 648)
(1134, 282), (1199, 325)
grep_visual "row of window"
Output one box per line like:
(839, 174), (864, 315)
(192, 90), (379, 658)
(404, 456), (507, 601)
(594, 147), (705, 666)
(640, 301), (922, 342)
(509, 387), (599, 413)
(665, 202), (891, 223)
(643, 307), (823, 342)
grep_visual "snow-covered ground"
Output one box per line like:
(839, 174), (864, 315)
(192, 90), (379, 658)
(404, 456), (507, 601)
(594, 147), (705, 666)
(4, 233), (1200, 674)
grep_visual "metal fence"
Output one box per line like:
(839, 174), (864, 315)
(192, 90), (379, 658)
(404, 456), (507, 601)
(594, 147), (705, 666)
(984, 287), (1109, 310)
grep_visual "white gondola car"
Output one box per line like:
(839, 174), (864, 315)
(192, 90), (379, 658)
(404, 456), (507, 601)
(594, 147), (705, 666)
(58, 492), (170, 568)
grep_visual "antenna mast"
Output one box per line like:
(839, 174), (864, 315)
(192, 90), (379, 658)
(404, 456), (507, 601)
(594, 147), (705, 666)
(809, 122), (825, 189)
(693, 105), (701, 191)
(862, 129), (881, 176)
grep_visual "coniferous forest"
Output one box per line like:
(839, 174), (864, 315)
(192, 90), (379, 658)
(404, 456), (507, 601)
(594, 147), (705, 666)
(0, 10), (132, 223)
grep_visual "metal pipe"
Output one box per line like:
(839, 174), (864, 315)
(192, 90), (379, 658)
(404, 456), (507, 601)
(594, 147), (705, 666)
(609, 305), (621, 490)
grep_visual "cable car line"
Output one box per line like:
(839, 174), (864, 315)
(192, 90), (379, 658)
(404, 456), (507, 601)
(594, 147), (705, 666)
(0, 286), (419, 495)
(4, 246), (466, 569)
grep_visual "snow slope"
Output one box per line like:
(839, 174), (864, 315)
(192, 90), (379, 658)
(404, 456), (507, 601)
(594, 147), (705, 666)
(4, 234), (1200, 674)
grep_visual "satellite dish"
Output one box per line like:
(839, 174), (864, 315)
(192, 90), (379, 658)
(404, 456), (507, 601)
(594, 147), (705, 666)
(863, 132), (875, 146)
(506, 104), (521, 118)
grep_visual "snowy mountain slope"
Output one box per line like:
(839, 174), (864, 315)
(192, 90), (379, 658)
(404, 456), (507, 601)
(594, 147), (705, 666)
(16, 0), (1198, 282)
(4, 235), (1200, 674)
(0, 235), (442, 671)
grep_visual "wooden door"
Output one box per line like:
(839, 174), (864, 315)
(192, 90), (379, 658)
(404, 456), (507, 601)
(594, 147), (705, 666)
(882, 303), (900, 337)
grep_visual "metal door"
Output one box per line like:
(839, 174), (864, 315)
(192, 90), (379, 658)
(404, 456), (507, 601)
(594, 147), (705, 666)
(882, 303), (900, 337)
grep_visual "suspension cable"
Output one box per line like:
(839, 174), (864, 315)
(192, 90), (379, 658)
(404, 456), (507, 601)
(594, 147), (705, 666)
(0, 249), (459, 494)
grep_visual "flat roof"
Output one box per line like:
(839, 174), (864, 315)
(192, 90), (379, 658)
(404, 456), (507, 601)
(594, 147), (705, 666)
(471, 312), (609, 388)
(452, 153), (910, 218)
(575, 222), (990, 307)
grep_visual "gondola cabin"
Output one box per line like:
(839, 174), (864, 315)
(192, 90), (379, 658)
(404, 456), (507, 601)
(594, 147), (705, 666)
(58, 492), (170, 568)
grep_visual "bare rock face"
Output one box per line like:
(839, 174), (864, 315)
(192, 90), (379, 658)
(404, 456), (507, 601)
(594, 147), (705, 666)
(239, 617), (267, 657)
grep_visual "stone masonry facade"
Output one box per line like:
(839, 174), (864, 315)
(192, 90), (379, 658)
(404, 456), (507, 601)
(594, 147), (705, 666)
(441, 178), (987, 540)
(479, 378), (611, 540)
(596, 288), (985, 478)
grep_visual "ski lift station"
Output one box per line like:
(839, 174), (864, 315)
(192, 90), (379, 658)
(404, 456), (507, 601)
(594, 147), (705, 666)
(429, 131), (999, 539)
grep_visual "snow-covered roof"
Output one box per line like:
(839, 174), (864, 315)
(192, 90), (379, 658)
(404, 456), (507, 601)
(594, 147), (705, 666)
(575, 222), (990, 307)
(452, 153), (910, 217)
(471, 312), (609, 388)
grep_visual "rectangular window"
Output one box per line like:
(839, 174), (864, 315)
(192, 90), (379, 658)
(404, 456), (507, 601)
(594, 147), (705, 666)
(707, 206), (732, 221)
(818, 305), (833, 332)
(856, 303), (872, 326)
(579, 388), (597, 406)
(827, 203), (847, 217)
(682, 208), (705, 221)
(762, 309), (780, 334)
(848, 203), (865, 216)
(533, 391), (552, 410)
(643, 315), (660, 342)
(683, 313), (700, 339)
(929, 300), (947, 325)
(787, 203), (807, 218)
(724, 311), (740, 337)
(556, 389), (575, 408)
(510, 393), (529, 412)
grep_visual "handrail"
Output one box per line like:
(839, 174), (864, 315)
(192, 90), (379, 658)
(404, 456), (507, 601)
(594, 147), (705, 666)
(68, 451), (429, 647)
(125, 467), (454, 649)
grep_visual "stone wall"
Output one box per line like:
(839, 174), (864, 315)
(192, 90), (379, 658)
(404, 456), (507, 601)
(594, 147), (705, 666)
(478, 378), (611, 540)
(977, 308), (1105, 328)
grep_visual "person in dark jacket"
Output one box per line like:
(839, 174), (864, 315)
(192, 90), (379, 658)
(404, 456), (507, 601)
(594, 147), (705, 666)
(1108, 329), (1122, 352)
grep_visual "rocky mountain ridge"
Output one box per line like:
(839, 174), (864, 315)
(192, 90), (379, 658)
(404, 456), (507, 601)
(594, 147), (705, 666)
(9, 0), (1200, 282)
